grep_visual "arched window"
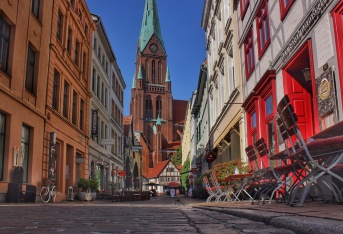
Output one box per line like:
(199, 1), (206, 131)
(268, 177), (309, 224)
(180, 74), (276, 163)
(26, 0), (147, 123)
(158, 61), (162, 83)
(156, 96), (162, 118)
(145, 95), (153, 119)
(145, 60), (149, 82)
(152, 60), (156, 83)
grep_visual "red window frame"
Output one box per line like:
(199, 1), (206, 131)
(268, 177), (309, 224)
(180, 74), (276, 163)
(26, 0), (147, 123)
(244, 28), (255, 79)
(256, 0), (270, 59)
(240, 0), (250, 20)
(279, 0), (295, 21)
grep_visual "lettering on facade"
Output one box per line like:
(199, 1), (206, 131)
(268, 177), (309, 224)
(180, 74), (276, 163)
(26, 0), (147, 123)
(92, 109), (98, 135)
(281, 0), (331, 61)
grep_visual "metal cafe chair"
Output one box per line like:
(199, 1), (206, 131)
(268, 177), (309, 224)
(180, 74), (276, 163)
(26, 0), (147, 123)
(245, 145), (273, 204)
(210, 172), (238, 202)
(203, 175), (221, 203)
(277, 95), (343, 206)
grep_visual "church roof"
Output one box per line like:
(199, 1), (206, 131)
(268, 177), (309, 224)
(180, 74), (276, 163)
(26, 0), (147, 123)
(137, 66), (143, 80)
(139, 0), (165, 52)
(165, 66), (170, 82)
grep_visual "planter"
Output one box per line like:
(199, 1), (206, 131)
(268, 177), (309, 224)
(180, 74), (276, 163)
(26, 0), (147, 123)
(77, 191), (87, 201)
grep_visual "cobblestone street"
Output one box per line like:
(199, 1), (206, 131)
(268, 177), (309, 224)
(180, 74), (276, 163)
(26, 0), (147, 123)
(0, 196), (295, 234)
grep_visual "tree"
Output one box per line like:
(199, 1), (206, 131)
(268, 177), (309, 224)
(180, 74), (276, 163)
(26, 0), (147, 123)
(181, 157), (190, 192)
(171, 147), (182, 166)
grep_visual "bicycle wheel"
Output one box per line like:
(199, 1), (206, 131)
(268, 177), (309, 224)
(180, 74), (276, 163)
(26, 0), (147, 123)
(40, 187), (50, 203)
(50, 186), (57, 202)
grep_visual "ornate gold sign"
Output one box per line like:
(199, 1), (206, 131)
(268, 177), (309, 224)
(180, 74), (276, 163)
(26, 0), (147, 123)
(318, 78), (331, 100)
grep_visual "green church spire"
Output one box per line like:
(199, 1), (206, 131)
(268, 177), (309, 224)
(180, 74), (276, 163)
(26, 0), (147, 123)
(139, 0), (165, 52)
(138, 66), (143, 80)
(132, 73), (136, 89)
(165, 66), (171, 82)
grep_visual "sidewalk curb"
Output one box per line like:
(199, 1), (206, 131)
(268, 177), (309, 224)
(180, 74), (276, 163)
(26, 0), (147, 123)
(179, 198), (343, 234)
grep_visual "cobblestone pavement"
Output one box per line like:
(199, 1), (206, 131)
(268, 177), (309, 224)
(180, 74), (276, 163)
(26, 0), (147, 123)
(0, 196), (295, 234)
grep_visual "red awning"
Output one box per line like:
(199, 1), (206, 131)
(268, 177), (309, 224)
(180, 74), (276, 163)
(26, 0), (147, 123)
(168, 181), (180, 187)
(205, 151), (217, 163)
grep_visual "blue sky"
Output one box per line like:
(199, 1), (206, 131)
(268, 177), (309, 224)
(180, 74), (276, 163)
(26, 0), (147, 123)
(85, 0), (206, 116)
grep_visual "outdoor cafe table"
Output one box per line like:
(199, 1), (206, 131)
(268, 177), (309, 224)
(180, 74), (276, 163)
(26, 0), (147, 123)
(223, 173), (255, 202)
(308, 120), (343, 140)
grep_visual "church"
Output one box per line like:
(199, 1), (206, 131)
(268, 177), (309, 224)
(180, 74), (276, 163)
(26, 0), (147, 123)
(128, 0), (187, 188)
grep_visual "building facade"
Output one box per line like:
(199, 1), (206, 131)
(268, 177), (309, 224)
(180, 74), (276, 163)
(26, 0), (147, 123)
(44, 0), (95, 200)
(89, 14), (125, 191)
(239, 0), (343, 168)
(0, 0), (53, 201)
(201, 0), (245, 167)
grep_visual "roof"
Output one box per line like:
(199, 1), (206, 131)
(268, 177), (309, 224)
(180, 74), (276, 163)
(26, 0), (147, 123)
(173, 100), (188, 125)
(139, 0), (165, 52)
(177, 164), (182, 172)
(148, 160), (169, 178)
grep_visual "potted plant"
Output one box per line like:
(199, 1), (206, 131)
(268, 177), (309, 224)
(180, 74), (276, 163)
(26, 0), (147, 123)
(77, 178), (89, 200)
(89, 178), (99, 200)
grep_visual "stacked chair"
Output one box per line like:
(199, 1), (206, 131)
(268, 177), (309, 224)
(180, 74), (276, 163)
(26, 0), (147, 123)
(276, 95), (343, 206)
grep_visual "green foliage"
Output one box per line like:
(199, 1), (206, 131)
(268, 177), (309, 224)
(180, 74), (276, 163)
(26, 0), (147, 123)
(181, 157), (190, 192)
(171, 147), (182, 166)
(77, 178), (89, 192)
(89, 178), (99, 192)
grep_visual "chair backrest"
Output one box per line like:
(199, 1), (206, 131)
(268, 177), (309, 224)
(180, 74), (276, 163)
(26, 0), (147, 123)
(255, 138), (270, 169)
(203, 175), (211, 188)
(245, 145), (259, 171)
(210, 172), (220, 187)
(277, 95), (299, 137)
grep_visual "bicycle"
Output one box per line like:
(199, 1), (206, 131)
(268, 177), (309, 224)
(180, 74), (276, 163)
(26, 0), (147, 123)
(40, 178), (56, 203)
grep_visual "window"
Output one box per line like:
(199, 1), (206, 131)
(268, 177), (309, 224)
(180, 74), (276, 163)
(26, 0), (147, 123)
(256, 0), (270, 59)
(156, 96), (162, 118)
(152, 60), (156, 83)
(0, 17), (10, 74)
(72, 91), (77, 125)
(74, 40), (79, 65)
(158, 61), (162, 83)
(101, 82), (104, 104)
(93, 38), (97, 52)
(63, 81), (69, 118)
(70, 0), (74, 9)
(56, 10), (63, 42)
(0, 112), (6, 180)
(264, 94), (275, 155)
(240, 0), (249, 19)
(145, 96), (152, 119)
(111, 130), (115, 153)
(67, 27), (72, 54)
(112, 73), (116, 91)
(279, 0), (295, 21)
(244, 29), (255, 79)
(25, 46), (36, 94)
(97, 76), (100, 98)
(21, 125), (30, 183)
(146, 60), (149, 82)
(31, 0), (40, 19)
(92, 68), (96, 93)
(80, 99), (84, 130)
(52, 70), (60, 110)
(105, 88), (108, 109)
(82, 52), (86, 74)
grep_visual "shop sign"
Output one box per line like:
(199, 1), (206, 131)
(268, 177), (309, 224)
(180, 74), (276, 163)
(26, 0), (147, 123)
(91, 110), (98, 135)
(205, 151), (217, 163)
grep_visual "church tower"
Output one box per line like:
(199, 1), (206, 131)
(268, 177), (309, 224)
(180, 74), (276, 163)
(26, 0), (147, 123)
(130, 0), (178, 167)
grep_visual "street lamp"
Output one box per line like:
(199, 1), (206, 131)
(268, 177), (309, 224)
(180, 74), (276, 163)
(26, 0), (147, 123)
(132, 145), (143, 197)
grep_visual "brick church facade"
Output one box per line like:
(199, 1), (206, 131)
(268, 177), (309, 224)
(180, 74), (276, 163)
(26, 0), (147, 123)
(130, 0), (187, 168)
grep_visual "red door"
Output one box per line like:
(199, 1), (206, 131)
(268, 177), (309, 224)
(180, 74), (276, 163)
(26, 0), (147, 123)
(283, 71), (314, 141)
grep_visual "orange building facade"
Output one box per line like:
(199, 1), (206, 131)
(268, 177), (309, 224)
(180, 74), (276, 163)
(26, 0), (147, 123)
(0, 0), (53, 201)
(44, 0), (95, 200)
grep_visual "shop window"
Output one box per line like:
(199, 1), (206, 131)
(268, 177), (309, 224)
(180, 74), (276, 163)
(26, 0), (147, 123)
(21, 125), (30, 183)
(244, 28), (255, 79)
(25, 46), (36, 94)
(0, 112), (5, 180)
(240, 0), (250, 19)
(0, 16), (11, 74)
(279, 0), (295, 21)
(256, 0), (270, 59)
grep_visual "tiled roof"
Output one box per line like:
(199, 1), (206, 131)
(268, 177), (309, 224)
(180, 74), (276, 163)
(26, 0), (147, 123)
(148, 160), (169, 178)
